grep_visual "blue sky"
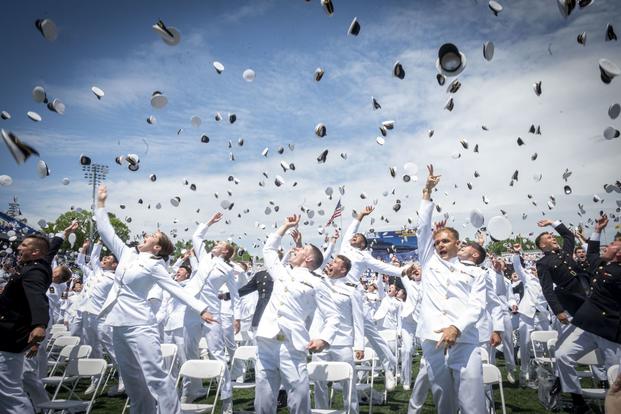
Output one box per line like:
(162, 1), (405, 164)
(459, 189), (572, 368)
(1, 0), (621, 254)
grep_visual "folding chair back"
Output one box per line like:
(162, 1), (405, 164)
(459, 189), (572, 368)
(308, 361), (354, 414)
(576, 349), (607, 401)
(51, 335), (81, 350)
(38, 358), (107, 414)
(483, 363), (507, 414)
(160, 343), (178, 376)
(199, 336), (209, 359)
(530, 330), (558, 366)
(480, 347), (490, 364)
(232, 345), (256, 361)
(175, 360), (225, 414)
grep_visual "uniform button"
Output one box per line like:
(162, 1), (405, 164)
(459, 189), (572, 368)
(602, 312), (607, 316)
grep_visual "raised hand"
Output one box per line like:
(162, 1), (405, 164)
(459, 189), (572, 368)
(284, 215), (300, 229)
(208, 212), (223, 226)
(537, 219), (554, 228)
(329, 229), (340, 243)
(594, 214), (608, 233)
(290, 229), (302, 247)
(512, 243), (522, 253)
(425, 164), (441, 192)
(433, 219), (447, 232)
(97, 185), (107, 207)
(63, 220), (79, 237)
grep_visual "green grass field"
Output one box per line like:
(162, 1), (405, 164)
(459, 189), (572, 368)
(66, 354), (590, 413)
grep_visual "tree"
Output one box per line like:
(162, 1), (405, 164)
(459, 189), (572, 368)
(171, 239), (253, 263)
(43, 208), (131, 252)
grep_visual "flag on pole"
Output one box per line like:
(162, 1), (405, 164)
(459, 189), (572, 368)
(326, 198), (344, 226)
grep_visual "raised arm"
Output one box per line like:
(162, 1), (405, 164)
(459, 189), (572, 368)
(95, 185), (128, 260)
(538, 218), (575, 255)
(192, 212), (223, 263)
(89, 242), (103, 271)
(417, 165), (440, 266)
(341, 206), (373, 247)
(511, 244), (530, 287)
(263, 215), (300, 284)
(587, 214), (608, 266)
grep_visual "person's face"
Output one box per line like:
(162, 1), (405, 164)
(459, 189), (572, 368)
(574, 248), (586, 261)
(52, 267), (63, 283)
(350, 233), (366, 250)
(511, 273), (519, 282)
(396, 289), (406, 301)
(138, 231), (163, 255)
(210, 241), (227, 257)
(387, 284), (397, 297)
(433, 230), (460, 260)
(17, 239), (41, 264)
(602, 240), (621, 261)
(73, 282), (83, 292)
(457, 245), (479, 264)
(101, 255), (117, 270)
(538, 233), (559, 252)
(175, 267), (189, 282)
(367, 284), (377, 293)
(324, 257), (348, 279)
(409, 263), (422, 281)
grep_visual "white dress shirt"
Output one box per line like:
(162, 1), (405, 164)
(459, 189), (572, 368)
(471, 265), (504, 342)
(256, 232), (340, 352)
(339, 219), (403, 284)
(415, 200), (486, 344)
(310, 277), (365, 350)
(512, 254), (549, 318)
(95, 207), (208, 327)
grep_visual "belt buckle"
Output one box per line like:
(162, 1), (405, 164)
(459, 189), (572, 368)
(570, 270), (577, 277)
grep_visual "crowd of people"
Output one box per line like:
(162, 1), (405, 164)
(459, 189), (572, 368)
(0, 165), (620, 414)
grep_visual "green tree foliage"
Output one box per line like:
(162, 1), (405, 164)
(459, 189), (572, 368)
(43, 209), (130, 252)
(171, 239), (253, 263)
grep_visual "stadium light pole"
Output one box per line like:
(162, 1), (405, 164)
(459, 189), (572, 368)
(82, 163), (109, 243)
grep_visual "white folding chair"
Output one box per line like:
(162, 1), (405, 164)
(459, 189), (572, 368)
(38, 358), (107, 414)
(576, 349), (607, 401)
(175, 360), (225, 414)
(608, 365), (619, 385)
(480, 347), (490, 364)
(47, 335), (81, 364)
(308, 361), (354, 414)
(483, 363), (507, 414)
(530, 330), (558, 368)
(44, 345), (92, 399)
(231, 345), (257, 390)
(354, 347), (377, 413)
(161, 343), (178, 376)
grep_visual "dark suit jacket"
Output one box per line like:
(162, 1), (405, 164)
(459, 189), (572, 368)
(572, 239), (621, 344)
(238, 270), (273, 328)
(0, 235), (62, 353)
(537, 223), (587, 316)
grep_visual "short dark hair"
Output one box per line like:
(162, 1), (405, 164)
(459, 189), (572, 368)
(155, 232), (174, 262)
(433, 226), (460, 241)
(56, 265), (72, 282)
(574, 246), (584, 253)
(336, 254), (352, 273)
(465, 242), (487, 265)
(354, 233), (368, 249)
(179, 264), (192, 274)
(535, 232), (549, 250)
(308, 244), (324, 271)
(24, 235), (50, 256)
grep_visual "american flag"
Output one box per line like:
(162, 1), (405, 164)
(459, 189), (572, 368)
(326, 199), (344, 226)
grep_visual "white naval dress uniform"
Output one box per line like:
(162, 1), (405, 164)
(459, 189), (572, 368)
(339, 218), (404, 373)
(181, 221), (241, 401)
(399, 276), (422, 389)
(309, 276), (365, 413)
(255, 232), (340, 414)
(408, 199), (486, 414)
(512, 254), (550, 376)
(161, 280), (189, 380)
(95, 207), (209, 414)
(489, 270), (517, 372)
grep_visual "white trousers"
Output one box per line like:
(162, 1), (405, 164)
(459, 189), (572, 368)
(182, 321), (232, 400)
(163, 327), (187, 381)
(0, 351), (35, 414)
(418, 340), (485, 414)
(23, 348), (50, 410)
(555, 325), (621, 394)
(401, 319), (418, 387)
(312, 345), (359, 414)
(517, 311), (550, 373)
(364, 314), (396, 372)
(490, 315), (516, 372)
(408, 355), (430, 413)
(255, 337), (309, 414)
(82, 312), (103, 359)
(220, 312), (236, 361)
(113, 325), (180, 414)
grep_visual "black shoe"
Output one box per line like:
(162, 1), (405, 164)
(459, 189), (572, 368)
(277, 389), (288, 409)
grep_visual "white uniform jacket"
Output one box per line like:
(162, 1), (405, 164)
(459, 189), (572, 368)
(95, 207), (207, 327)
(512, 254), (549, 319)
(256, 232), (340, 352)
(415, 200), (486, 344)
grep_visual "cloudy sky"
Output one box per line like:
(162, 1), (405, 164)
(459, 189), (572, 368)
(1, 0), (620, 254)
